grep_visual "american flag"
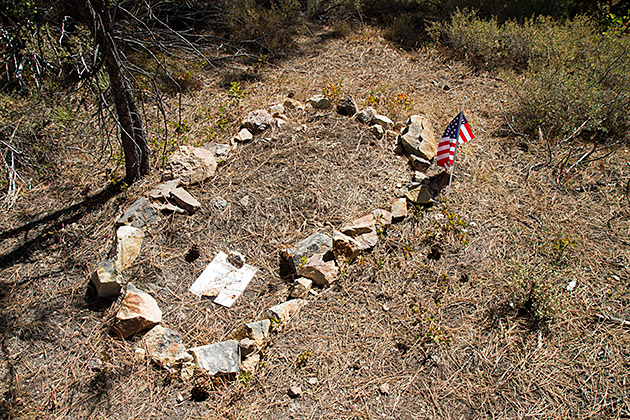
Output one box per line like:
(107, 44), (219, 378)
(436, 112), (474, 169)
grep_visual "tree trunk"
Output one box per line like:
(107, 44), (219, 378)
(82, 0), (150, 184)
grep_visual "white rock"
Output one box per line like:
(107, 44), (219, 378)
(234, 128), (254, 143)
(111, 283), (162, 338)
(269, 104), (285, 117)
(370, 124), (385, 138)
(356, 107), (375, 124)
(372, 114), (394, 130)
(567, 280), (577, 291)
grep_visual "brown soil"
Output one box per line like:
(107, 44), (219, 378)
(1, 27), (629, 419)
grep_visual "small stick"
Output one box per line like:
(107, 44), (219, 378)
(597, 313), (630, 328)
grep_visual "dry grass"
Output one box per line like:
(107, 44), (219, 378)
(1, 27), (629, 419)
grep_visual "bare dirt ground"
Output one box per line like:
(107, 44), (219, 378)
(1, 27), (629, 419)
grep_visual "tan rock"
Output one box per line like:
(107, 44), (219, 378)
(406, 184), (434, 205)
(354, 228), (379, 251)
(241, 353), (260, 374)
(399, 115), (437, 161)
(372, 209), (393, 228)
(115, 226), (144, 271)
(169, 187), (200, 213)
(266, 299), (307, 323)
(147, 179), (180, 202)
(111, 283), (162, 338)
(332, 230), (363, 261)
(390, 198), (407, 221)
(167, 146), (217, 186)
(290, 277), (313, 299)
(283, 98), (303, 110)
(234, 128), (253, 143)
(298, 252), (339, 286)
(339, 214), (375, 236)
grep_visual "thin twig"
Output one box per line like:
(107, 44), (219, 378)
(597, 313), (630, 328)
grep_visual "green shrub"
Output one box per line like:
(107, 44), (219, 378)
(432, 10), (630, 143)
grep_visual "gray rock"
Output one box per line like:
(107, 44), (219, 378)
(307, 95), (331, 109)
(399, 115), (437, 161)
(167, 146), (218, 186)
(283, 232), (333, 273)
(239, 195), (250, 207)
(90, 259), (123, 298)
(142, 325), (188, 367)
(356, 107), (375, 125)
(114, 225), (144, 271)
(117, 197), (158, 228)
(409, 155), (431, 172)
(234, 128), (254, 143)
(188, 340), (241, 376)
(372, 114), (394, 130)
(169, 187), (201, 213)
(148, 179), (180, 202)
(390, 198), (407, 221)
(242, 110), (273, 134)
(370, 124), (385, 139)
(111, 283), (162, 338)
(266, 299), (307, 323)
(290, 277), (313, 299)
(337, 95), (357, 116)
(211, 196), (228, 210)
(406, 184), (435, 205)
(243, 319), (271, 346)
(298, 252), (338, 286)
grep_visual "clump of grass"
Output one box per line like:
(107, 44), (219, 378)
(432, 10), (630, 144)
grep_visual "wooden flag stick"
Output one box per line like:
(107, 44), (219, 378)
(448, 96), (467, 188)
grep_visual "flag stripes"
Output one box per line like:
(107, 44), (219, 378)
(436, 112), (474, 169)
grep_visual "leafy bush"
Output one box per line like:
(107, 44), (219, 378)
(432, 10), (630, 143)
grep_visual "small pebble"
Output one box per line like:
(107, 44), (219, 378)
(288, 386), (302, 398)
(307, 377), (318, 385)
(379, 383), (390, 395)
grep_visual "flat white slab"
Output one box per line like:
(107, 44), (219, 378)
(189, 251), (257, 307)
